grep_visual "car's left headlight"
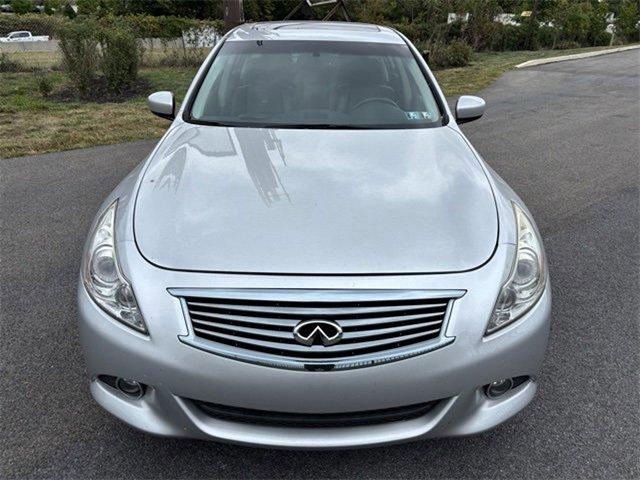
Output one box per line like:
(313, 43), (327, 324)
(486, 203), (547, 334)
(81, 200), (147, 333)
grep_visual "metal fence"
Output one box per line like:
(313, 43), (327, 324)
(0, 14), (220, 73)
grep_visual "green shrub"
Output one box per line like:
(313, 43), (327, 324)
(56, 15), (221, 97)
(616, 1), (640, 43)
(445, 39), (474, 67)
(585, 2), (611, 46)
(76, 0), (100, 15)
(590, 30), (612, 46)
(518, 17), (540, 50)
(43, 0), (62, 15)
(491, 24), (529, 51)
(441, 20), (465, 43)
(58, 18), (144, 97)
(125, 14), (190, 40)
(0, 52), (22, 73)
(37, 75), (53, 97)
(58, 20), (99, 96)
(99, 25), (139, 95)
(536, 26), (557, 49)
(122, 14), (223, 42)
(557, 3), (592, 45)
(464, 1), (503, 51)
(10, 0), (34, 15)
(420, 39), (473, 69)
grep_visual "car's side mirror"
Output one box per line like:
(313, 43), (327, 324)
(455, 95), (486, 124)
(148, 91), (175, 121)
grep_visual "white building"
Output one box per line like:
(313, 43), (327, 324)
(447, 13), (470, 24)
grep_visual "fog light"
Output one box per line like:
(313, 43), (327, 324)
(115, 378), (144, 398)
(485, 378), (514, 398)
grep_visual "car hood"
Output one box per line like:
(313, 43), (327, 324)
(134, 124), (497, 274)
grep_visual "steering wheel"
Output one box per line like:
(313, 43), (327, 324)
(350, 97), (400, 112)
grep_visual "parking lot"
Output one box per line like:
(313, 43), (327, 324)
(1, 50), (638, 478)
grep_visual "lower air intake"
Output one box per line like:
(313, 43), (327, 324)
(192, 399), (441, 428)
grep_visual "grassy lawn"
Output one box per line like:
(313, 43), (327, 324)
(0, 66), (198, 159)
(434, 45), (625, 96)
(0, 45), (630, 159)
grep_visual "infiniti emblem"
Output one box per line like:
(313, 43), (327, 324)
(293, 320), (343, 346)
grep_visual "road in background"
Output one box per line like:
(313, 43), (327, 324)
(0, 37), (211, 53)
(0, 39), (58, 52)
(1, 50), (638, 479)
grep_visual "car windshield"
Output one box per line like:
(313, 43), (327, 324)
(188, 40), (443, 129)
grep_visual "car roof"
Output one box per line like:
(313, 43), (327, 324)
(227, 21), (405, 44)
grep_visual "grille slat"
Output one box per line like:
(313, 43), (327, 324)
(190, 308), (444, 328)
(193, 318), (444, 346)
(196, 328), (439, 353)
(192, 319), (295, 340)
(178, 290), (457, 369)
(329, 311), (444, 327)
(342, 320), (443, 340)
(193, 328), (443, 358)
(190, 309), (296, 329)
(186, 300), (448, 317)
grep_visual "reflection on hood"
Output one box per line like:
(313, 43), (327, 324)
(234, 128), (290, 207)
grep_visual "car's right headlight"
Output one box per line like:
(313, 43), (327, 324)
(486, 203), (547, 334)
(81, 200), (147, 333)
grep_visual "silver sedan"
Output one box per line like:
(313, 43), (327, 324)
(78, 21), (551, 448)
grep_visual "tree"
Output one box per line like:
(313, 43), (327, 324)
(586, 0), (611, 46)
(10, 0), (34, 14)
(521, 4), (540, 49)
(461, 0), (503, 50)
(616, 0), (640, 41)
(43, 0), (62, 15)
(223, 0), (244, 31)
(552, 0), (593, 45)
(76, 0), (100, 14)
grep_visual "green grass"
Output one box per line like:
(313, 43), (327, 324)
(434, 45), (624, 96)
(2, 50), (63, 70)
(0, 45), (632, 159)
(0, 66), (198, 158)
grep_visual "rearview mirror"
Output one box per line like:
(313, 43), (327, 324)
(455, 95), (485, 124)
(148, 91), (175, 121)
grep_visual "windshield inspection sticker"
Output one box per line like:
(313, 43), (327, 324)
(406, 111), (432, 120)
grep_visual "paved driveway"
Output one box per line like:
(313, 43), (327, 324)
(1, 50), (638, 479)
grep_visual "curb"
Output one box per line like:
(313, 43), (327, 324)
(515, 44), (640, 69)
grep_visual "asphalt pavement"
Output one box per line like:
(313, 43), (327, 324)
(1, 50), (638, 479)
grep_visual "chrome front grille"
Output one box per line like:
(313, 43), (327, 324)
(171, 289), (462, 370)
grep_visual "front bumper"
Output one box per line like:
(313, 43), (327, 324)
(78, 243), (551, 448)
